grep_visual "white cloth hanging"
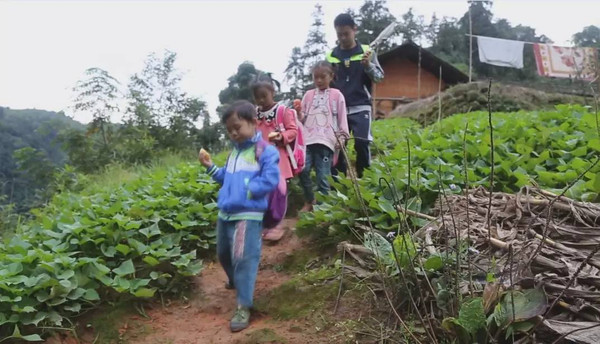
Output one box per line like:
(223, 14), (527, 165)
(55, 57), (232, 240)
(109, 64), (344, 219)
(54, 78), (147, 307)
(477, 36), (525, 69)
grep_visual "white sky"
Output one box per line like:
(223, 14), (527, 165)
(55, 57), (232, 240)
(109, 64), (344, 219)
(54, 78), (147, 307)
(1, 0), (599, 124)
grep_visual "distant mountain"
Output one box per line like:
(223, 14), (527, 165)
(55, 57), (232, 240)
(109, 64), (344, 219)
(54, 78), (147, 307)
(0, 106), (84, 209)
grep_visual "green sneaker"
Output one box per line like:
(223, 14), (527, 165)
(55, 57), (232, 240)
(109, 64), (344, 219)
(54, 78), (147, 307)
(230, 305), (250, 332)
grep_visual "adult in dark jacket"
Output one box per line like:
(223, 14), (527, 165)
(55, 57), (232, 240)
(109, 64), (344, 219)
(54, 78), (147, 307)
(326, 13), (384, 178)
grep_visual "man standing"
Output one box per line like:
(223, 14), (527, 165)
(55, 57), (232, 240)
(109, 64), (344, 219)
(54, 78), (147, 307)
(326, 13), (384, 178)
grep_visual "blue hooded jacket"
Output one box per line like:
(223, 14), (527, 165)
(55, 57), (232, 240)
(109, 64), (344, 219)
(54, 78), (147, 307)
(206, 132), (280, 221)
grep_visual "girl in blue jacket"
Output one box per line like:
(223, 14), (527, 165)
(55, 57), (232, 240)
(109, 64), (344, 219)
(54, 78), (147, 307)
(198, 100), (280, 332)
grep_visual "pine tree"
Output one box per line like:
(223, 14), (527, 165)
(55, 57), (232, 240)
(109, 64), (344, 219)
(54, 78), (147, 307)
(302, 4), (328, 85)
(355, 0), (397, 51)
(284, 47), (306, 99)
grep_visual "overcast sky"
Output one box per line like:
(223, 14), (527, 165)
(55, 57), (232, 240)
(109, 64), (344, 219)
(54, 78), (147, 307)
(1, 0), (599, 124)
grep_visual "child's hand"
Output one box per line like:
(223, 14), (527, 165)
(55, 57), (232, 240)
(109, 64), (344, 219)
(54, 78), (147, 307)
(198, 148), (213, 168)
(268, 132), (283, 142)
(293, 99), (302, 114)
(361, 50), (372, 67)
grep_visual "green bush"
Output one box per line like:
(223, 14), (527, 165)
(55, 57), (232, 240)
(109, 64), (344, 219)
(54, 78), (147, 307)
(299, 105), (600, 239)
(0, 162), (218, 339)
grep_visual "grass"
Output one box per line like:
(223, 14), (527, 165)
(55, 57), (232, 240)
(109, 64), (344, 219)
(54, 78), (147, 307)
(77, 302), (145, 344)
(242, 328), (288, 344)
(254, 266), (339, 320)
(83, 153), (193, 193)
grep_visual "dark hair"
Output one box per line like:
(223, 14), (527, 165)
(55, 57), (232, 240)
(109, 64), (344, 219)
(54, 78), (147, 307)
(221, 100), (256, 124)
(251, 72), (279, 95)
(311, 60), (334, 75)
(251, 80), (275, 95)
(334, 13), (356, 28)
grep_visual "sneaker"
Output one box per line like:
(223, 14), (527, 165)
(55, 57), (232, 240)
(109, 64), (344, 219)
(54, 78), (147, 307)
(230, 305), (250, 332)
(263, 224), (286, 241)
(299, 202), (313, 213)
(225, 281), (235, 290)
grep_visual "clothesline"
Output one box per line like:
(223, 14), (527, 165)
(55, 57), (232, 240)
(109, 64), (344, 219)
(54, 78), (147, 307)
(465, 34), (600, 51)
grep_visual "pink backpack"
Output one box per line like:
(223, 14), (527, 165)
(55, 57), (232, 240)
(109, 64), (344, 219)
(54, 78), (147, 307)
(275, 104), (306, 176)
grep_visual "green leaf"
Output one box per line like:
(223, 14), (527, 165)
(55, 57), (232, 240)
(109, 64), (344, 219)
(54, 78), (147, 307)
(115, 244), (131, 255)
(64, 303), (81, 313)
(505, 321), (535, 340)
(113, 259), (135, 276)
(442, 317), (471, 343)
(83, 289), (100, 301)
(101, 244), (117, 258)
(143, 256), (160, 266)
(458, 298), (485, 335)
(133, 288), (156, 298)
(93, 262), (111, 275)
(10, 325), (43, 341)
(588, 138), (600, 152)
(130, 279), (151, 290)
(424, 255), (443, 271)
(140, 222), (161, 239)
(494, 289), (547, 327)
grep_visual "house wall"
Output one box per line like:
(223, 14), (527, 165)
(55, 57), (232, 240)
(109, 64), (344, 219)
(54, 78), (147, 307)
(374, 56), (446, 100)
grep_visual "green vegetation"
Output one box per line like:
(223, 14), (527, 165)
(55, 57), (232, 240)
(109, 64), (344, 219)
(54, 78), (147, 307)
(299, 105), (600, 239)
(0, 108), (83, 212)
(0, 160), (217, 339)
(392, 82), (591, 125)
(255, 267), (339, 320)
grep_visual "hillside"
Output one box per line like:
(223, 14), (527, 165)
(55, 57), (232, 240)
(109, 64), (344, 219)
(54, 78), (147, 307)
(0, 105), (594, 343)
(0, 107), (84, 210)
(391, 82), (592, 125)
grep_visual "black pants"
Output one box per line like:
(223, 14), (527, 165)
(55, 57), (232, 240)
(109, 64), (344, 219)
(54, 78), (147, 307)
(332, 110), (372, 179)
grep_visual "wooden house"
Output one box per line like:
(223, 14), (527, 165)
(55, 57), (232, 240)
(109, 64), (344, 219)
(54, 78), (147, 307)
(373, 41), (469, 118)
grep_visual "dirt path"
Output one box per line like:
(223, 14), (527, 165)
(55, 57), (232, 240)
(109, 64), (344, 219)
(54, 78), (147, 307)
(120, 219), (319, 344)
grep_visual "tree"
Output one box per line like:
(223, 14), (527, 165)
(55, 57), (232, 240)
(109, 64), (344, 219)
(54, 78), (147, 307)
(424, 13), (440, 46)
(429, 17), (467, 65)
(573, 25), (600, 48)
(13, 147), (57, 208)
(354, 0), (398, 51)
(284, 47), (306, 99)
(218, 62), (264, 111)
(126, 50), (186, 128)
(125, 50), (207, 151)
(72, 68), (120, 148)
(302, 4), (328, 76)
(399, 8), (425, 43)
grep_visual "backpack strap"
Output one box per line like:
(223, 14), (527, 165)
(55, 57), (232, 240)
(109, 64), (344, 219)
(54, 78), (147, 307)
(304, 89), (316, 118)
(275, 104), (286, 131)
(254, 139), (268, 162)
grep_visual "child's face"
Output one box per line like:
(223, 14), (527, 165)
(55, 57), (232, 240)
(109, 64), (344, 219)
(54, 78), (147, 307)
(225, 114), (256, 144)
(335, 25), (357, 49)
(253, 87), (275, 111)
(313, 67), (333, 91)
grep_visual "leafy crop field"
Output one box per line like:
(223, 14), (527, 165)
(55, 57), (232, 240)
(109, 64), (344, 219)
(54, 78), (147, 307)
(0, 163), (218, 340)
(0, 104), (598, 341)
(299, 105), (600, 238)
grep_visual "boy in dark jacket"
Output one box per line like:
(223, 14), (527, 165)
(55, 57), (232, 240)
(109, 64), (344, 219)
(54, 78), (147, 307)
(326, 13), (384, 178)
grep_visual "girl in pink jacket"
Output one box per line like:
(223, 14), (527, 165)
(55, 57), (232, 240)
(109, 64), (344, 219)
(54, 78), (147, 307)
(297, 61), (349, 212)
(252, 79), (298, 241)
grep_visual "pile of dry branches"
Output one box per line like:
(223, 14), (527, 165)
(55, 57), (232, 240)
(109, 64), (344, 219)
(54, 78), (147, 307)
(425, 186), (600, 341)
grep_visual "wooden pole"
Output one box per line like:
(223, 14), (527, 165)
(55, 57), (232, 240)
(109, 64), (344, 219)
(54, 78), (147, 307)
(468, 0), (473, 83)
(418, 46), (422, 101)
(438, 66), (442, 126)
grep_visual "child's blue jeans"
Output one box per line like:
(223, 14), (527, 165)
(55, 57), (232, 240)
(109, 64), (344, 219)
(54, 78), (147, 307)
(216, 218), (262, 308)
(299, 144), (333, 203)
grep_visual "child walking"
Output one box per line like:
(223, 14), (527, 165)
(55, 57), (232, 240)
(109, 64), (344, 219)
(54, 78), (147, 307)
(198, 100), (279, 332)
(297, 61), (349, 212)
(252, 78), (298, 241)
